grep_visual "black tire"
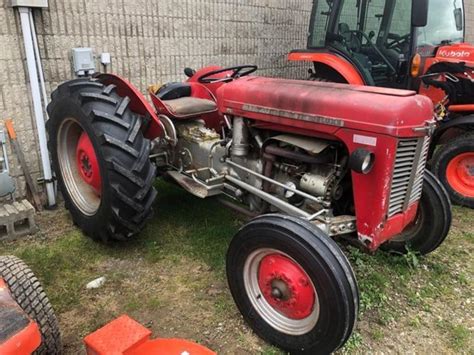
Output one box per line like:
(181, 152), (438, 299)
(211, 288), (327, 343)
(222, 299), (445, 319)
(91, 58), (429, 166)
(226, 214), (359, 354)
(47, 78), (157, 241)
(432, 132), (474, 208)
(0, 256), (61, 354)
(382, 171), (452, 255)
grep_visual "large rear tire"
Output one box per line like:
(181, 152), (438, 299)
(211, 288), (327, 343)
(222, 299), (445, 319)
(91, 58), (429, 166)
(382, 171), (452, 255)
(226, 214), (359, 354)
(47, 78), (157, 241)
(432, 132), (474, 208)
(0, 256), (61, 355)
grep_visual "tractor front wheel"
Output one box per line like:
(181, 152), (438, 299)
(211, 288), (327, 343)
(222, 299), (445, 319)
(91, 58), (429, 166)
(432, 133), (474, 208)
(226, 215), (359, 354)
(47, 78), (157, 241)
(382, 171), (452, 255)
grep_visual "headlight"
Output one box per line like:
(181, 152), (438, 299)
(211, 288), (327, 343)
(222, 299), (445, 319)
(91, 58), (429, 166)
(349, 149), (375, 174)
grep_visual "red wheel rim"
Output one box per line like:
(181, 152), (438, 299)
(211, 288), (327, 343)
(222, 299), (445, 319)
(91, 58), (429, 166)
(258, 253), (315, 320)
(76, 132), (101, 195)
(446, 152), (474, 198)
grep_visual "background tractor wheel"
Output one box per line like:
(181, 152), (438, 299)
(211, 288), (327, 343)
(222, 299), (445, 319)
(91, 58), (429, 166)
(432, 132), (474, 208)
(226, 214), (359, 354)
(382, 171), (452, 255)
(0, 256), (61, 354)
(47, 78), (157, 242)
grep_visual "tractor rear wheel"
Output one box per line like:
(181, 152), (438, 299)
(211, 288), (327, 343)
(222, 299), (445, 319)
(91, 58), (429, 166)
(382, 171), (452, 255)
(0, 256), (61, 354)
(432, 132), (474, 208)
(226, 214), (359, 354)
(47, 78), (157, 242)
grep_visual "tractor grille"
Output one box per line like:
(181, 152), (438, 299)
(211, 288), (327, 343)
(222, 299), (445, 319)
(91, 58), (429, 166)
(387, 137), (430, 218)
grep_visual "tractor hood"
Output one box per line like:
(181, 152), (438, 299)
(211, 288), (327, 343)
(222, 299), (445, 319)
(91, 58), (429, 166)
(217, 77), (434, 137)
(435, 43), (474, 65)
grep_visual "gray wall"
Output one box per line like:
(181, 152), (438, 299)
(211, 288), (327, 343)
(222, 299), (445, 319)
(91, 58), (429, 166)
(467, 0), (474, 42)
(0, 0), (473, 200)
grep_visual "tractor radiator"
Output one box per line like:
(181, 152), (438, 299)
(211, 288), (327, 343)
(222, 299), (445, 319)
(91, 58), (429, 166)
(387, 137), (430, 217)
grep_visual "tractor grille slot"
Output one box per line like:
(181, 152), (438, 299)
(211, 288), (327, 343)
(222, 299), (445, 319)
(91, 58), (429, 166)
(388, 137), (430, 217)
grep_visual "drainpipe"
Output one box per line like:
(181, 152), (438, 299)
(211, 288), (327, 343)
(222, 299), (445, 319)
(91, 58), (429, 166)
(18, 7), (56, 207)
(29, 10), (48, 111)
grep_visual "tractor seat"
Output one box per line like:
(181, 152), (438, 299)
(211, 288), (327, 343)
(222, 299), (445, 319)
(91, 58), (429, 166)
(163, 97), (217, 117)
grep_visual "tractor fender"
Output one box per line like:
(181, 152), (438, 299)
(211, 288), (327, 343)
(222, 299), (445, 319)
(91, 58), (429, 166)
(95, 73), (165, 140)
(288, 52), (365, 85)
(430, 114), (474, 156)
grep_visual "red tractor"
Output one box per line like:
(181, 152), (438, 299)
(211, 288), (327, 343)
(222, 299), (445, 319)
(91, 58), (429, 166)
(290, 0), (474, 207)
(47, 65), (452, 353)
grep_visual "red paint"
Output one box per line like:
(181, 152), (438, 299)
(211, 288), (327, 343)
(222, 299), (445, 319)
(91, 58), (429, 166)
(446, 152), (474, 197)
(288, 52), (365, 85)
(76, 132), (101, 195)
(258, 254), (315, 320)
(0, 279), (42, 355)
(84, 315), (215, 355)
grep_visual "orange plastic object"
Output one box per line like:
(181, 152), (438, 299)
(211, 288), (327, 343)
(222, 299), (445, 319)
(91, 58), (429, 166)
(4, 119), (16, 140)
(84, 315), (215, 355)
(0, 279), (42, 355)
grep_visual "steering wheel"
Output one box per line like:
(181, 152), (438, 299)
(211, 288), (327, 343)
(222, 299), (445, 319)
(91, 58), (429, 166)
(387, 33), (411, 51)
(198, 65), (258, 84)
(346, 30), (397, 74)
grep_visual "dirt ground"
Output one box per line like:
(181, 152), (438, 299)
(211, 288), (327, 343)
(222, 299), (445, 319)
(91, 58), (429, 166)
(1, 182), (473, 354)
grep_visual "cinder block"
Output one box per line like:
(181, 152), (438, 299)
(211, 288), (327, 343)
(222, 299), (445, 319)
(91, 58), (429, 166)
(0, 199), (39, 240)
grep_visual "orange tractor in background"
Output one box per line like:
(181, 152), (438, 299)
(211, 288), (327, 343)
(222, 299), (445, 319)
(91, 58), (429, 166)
(290, 0), (474, 207)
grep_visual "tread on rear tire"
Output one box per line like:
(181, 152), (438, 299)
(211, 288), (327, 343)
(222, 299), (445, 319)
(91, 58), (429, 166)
(0, 255), (61, 355)
(47, 78), (157, 242)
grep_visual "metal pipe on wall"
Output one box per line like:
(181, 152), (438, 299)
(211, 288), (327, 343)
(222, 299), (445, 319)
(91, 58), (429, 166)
(28, 10), (48, 112)
(18, 7), (56, 207)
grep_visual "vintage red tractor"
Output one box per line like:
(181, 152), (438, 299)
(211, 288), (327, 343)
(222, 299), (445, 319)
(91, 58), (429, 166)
(289, 0), (474, 207)
(46, 65), (452, 353)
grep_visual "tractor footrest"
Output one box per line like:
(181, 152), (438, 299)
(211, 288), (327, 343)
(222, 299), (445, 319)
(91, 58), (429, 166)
(0, 200), (38, 241)
(167, 171), (221, 199)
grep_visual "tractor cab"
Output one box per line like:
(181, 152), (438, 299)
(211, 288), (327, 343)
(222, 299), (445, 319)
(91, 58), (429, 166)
(290, 0), (465, 88)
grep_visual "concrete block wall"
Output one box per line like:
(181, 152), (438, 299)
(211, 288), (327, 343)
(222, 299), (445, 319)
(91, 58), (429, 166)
(0, 0), (313, 199)
(467, 0), (474, 42)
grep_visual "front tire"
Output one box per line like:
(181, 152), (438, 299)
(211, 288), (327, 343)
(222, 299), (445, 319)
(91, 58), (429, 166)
(432, 132), (474, 208)
(382, 171), (452, 255)
(47, 78), (157, 241)
(226, 215), (359, 354)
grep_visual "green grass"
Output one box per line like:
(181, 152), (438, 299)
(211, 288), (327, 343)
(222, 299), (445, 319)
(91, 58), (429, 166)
(0, 181), (472, 354)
